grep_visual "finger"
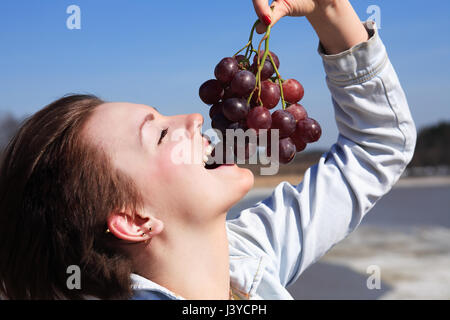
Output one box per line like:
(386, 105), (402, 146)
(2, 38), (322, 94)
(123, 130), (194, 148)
(255, 21), (268, 34)
(269, 0), (290, 26)
(255, 0), (290, 34)
(252, 0), (272, 34)
(252, 0), (272, 24)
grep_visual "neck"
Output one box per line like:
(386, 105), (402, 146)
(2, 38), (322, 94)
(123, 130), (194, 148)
(132, 214), (230, 300)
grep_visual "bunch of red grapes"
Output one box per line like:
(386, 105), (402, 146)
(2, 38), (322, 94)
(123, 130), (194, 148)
(199, 24), (321, 165)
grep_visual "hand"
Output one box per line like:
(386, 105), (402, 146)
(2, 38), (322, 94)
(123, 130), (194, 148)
(252, 0), (368, 54)
(252, 0), (335, 33)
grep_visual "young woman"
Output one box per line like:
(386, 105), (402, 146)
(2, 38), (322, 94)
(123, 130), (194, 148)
(0, 0), (416, 300)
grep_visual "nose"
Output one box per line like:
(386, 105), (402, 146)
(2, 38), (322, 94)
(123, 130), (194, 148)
(186, 113), (204, 136)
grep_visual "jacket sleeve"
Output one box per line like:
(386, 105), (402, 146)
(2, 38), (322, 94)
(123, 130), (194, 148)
(226, 21), (417, 287)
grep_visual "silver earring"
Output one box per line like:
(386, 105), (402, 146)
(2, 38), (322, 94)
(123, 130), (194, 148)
(141, 226), (152, 236)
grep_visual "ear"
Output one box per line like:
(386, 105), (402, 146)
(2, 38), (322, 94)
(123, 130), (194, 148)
(107, 211), (164, 243)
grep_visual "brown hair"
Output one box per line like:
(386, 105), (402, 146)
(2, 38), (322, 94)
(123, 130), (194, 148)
(0, 94), (143, 299)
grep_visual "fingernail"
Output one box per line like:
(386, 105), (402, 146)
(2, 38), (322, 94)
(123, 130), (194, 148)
(262, 15), (271, 26)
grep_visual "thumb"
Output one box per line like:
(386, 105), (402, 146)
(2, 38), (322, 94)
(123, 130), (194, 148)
(255, 0), (290, 34)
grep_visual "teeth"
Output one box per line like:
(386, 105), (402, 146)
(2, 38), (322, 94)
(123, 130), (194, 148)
(202, 144), (213, 167)
(205, 145), (213, 156)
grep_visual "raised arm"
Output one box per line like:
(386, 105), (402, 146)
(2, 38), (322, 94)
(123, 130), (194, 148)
(227, 0), (417, 293)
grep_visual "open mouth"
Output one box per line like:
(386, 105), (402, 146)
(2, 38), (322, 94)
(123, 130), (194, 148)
(205, 160), (235, 170)
(203, 144), (224, 170)
(201, 132), (235, 170)
(205, 161), (222, 170)
(203, 144), (236, 170)
(203, 145), (218, 170)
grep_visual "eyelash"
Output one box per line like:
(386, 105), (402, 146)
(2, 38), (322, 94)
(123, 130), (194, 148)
(158, 128), (168, 145)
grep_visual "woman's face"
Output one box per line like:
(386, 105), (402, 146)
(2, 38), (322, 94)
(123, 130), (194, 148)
(83, 102), (254, 225)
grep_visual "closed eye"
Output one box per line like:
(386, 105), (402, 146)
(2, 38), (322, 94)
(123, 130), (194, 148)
(158, 128), (168, 145)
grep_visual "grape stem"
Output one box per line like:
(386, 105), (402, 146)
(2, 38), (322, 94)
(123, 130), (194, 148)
(247, 25), (272, 106)
(232, 41), (251, 57)
(234, 20), (287, 110)
(244, 20), (259, 59)
(233, 20), (259, 59)
(268, 53), (286, 109)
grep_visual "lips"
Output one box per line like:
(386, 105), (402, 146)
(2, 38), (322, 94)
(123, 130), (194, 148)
(202, 133), (210, 147)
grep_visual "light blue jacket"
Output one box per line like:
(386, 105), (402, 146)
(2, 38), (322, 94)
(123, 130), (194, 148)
(131, 21), (417, 300)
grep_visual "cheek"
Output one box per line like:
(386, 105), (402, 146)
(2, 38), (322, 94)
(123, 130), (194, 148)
(156, 144), (212, 189)
(162, 138), (201, 167)
(151, 143), (254, 213)
(154, 157), (213, 213)
(154, 143), (201, 186)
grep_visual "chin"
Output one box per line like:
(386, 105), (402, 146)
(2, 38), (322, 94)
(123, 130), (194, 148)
(239, 166), (254, 193)
(230, 165), (254, 206)
(205, 165), (254, 213)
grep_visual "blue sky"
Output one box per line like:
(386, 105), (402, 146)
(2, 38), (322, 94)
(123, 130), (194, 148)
(1, 0), (449, 149)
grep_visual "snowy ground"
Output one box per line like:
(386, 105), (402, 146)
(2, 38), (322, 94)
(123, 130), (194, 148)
(229, 176), (450, 300)
(289, 225), (450, 300)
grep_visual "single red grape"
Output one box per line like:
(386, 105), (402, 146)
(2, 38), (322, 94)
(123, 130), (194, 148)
(282, 79), (304, 104)
(199, 79), (224, 105)
(215, 57), (239, 85)
(286, 103), (308, 122)
(246, 106), (272, 133)
(271, 110), (296, 138)
(231, 70), (256, 97)
(278, 137), (296, 164)
(259, 80), (280, 109)
(222, 98), (250, 122)
(296, 117), (322, 143)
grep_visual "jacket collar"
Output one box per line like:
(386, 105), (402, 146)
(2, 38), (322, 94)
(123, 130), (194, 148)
(130, 254), (265, 300)
(130, 273), (186, 300)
